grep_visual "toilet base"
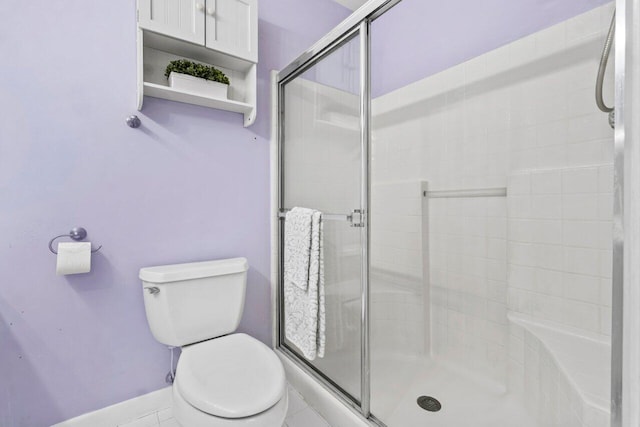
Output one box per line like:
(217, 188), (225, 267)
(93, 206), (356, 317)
(172, 379), (288, 427)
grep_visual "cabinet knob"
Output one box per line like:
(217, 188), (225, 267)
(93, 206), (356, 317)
(207, 7), (215, 15)
(196, 3), (204, 11)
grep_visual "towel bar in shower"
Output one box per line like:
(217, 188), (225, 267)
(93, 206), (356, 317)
(278, 209), (365, 227)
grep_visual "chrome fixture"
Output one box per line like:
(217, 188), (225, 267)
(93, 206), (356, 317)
(596, 10), (615, 128)
(126, 115), (142, 128)
(424, 186), (507, 199)
(277, 208), (365, 227)
(48, 227), (102, 254)
(144, 286), (160, 295)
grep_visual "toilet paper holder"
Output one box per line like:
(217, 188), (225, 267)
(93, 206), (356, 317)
(48, 227), (102, 254)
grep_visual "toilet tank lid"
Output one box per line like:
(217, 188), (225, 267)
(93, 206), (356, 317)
(139, 258), (248, 283)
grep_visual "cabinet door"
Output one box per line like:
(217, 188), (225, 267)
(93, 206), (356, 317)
(205, 0), (258, 62)
(138, 0), (205, 45)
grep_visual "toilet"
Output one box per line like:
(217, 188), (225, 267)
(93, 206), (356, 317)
(139, 257), (288, 427)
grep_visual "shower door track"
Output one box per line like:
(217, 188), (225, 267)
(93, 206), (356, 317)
(274, 0), (630, 425)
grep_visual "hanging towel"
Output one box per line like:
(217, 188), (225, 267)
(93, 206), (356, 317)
(284, 208), (325, 360)
(284, 207), (314, 290)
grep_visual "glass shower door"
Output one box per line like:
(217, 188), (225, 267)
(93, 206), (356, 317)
(279, 33), (364, 402)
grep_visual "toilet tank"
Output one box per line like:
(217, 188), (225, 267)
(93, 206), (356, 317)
(139, 258), (248, 347)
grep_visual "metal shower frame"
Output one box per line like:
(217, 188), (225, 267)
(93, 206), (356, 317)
(273, 0), (632, 425)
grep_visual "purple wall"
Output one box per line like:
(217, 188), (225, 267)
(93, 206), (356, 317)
(372, 0), (612, 97)
(0, 0), (615, 425)
(0, 1), (349, 426)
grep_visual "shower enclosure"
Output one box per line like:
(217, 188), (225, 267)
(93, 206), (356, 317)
(275, 1), (626, 426)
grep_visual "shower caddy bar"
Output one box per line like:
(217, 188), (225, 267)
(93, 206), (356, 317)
(424, 187), (507, 199)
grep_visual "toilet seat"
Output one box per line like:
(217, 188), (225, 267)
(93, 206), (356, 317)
(176, 333), (286, 418)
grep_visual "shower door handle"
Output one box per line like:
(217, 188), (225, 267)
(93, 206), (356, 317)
(349, 209), (365, 228)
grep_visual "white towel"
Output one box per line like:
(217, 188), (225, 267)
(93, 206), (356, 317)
(284, 207), (314, 290)
(284, 208), (325, 360)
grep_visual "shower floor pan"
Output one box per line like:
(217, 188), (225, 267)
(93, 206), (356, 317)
(371, 356), (535, 427)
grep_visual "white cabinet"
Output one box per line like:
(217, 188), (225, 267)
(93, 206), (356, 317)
(138, 0), (258, 63)
(136, 0), (258, 126)
(138, 0), (205, 45)
(205, 0), (258, 63)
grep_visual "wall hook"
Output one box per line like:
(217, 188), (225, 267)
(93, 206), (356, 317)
(48, 227), (102, 254)
(126, 115), (142, 128)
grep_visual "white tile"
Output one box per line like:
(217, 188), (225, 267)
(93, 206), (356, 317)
(598, 193), (614, 221)
(599, 306), (613, 336)
(156, 408), (172, 422)
(510, 126), (537, 152)
(509, 264), (535, 290)
(531, 170), (561, 194)
(536, 120), (568, 148)
(562, 221), (602, 249)
(598, 164), (614, 193)
(563, 247), (600, 276)
(534, 268), (564, 297)
(509, 242), (536, 267)
(567, 113), (613, 143)
(564, 272), (601, 304)
(487, 238), (507, 260)
(286, 387), (308, 418)
(562, 195), (599, 220)
(535, 244), (564, 271)
(566, 140), (609, 167)
(600, 278), (613, 307)
(530, 220), (562, 245)
(562, 300), (600, 332)
(562, 167), (599, 194)
(119, 413), (159, 427)
(508, 173), (531, 195)
(535, 145), (567, 169)
(530, 195), (562, 219)
(600, 249), (613, 278)
(508, 196), (532, 219)
(285, 408), (329, 427)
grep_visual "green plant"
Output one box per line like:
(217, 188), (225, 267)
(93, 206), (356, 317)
(165, 59), (230, 85)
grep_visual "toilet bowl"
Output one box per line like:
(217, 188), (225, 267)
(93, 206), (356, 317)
(139, 258), (287, 427)
(173, 334), (288, 426)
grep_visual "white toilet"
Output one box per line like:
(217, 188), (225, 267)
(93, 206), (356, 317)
(139, 257), (288, 427)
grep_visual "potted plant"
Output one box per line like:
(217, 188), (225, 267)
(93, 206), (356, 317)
(165, 59), (230, 100)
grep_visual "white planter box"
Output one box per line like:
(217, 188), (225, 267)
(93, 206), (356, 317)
(168, 72), (229, 100)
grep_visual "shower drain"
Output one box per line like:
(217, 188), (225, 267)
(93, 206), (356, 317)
(417, 396), (442, 412)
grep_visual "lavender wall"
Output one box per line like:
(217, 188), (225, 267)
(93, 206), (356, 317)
(372, 0), (612, 97)
(0, 1), (349, 426)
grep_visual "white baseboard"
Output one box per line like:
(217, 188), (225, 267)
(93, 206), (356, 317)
(51, 387), (172, 427)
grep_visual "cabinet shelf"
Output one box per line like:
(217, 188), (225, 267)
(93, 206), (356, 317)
(135, 0), (258, 127)
(137, 29), (257, 127)
(143, 82), (254, 115)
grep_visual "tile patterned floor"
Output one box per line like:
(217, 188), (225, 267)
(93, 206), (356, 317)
(118, 384), (331, 427)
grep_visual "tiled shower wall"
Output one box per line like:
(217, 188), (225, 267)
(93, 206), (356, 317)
(507, 165), (613, 337)
(428, 196), (508, 382)
(370, 181), (428, 358)
(371, 1), (615, 383)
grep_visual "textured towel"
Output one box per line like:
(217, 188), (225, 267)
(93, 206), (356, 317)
(284, 207), (314, 290)
(284, 208), (325, 360)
